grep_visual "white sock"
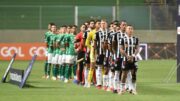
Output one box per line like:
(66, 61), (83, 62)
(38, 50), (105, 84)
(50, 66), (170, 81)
(120, 83), (125, 91)
(84, 67), (89, 85)
(108, 71), (114, 88)
(126, 71), (132, 90)
(113, 71), (120, 90)
(96, 66), (102, 86)
(103, 75), (108, 87)
(132, 83), (136, 91)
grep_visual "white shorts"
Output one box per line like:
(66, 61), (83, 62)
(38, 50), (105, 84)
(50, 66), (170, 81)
(47, 53), (53, 63)
(58, 55), (63, 65)
(65, 55), (75, 64)
(61, 54), (66, 64)
(51, 54), (59, 64)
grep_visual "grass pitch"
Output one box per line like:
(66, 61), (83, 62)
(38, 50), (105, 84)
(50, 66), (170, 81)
(0, 60), (180, 101)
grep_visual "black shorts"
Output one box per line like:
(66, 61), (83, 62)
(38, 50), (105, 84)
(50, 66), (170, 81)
(96, 54), (104, 65)
(84, 52), (90, 64)
(114, 58), (123, 71)
(122, 60), (138, 71)
(77, 51), (85, 60)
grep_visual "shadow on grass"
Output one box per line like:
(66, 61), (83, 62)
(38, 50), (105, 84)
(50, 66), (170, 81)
(23, 84), (64, 89)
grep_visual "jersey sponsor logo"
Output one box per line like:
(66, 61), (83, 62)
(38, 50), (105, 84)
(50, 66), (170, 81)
(0, 43), (46, 60)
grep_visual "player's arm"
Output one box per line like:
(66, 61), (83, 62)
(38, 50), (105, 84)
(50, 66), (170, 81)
(112, 34), (117, 54)
(85, 31), (92, 51)
(93, 32), (98, 50)
(134, 38), (139, 56)
(108, 35), (113, 53)
(120, 38), (127, 57)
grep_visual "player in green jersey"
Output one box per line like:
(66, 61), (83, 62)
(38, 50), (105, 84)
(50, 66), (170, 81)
(57, 25), (67, 81)
(43, 23), (55, 79)
(46, 24), (57, 79)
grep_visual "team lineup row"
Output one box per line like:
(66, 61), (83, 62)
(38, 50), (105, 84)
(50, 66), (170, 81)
(43, 19), (139, 95)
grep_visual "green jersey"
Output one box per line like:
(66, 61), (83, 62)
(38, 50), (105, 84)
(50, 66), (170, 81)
(48, 33), (56, 53)
(56, 34), (65, 55)
(64, 33), (75, 55)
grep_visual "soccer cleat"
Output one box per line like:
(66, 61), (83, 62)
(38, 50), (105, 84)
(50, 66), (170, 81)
(86, 83), (91, 88)
(132, 90), (138, 95)
(64, 79), (69, 83)
(73, 79), (79, 85)
(113, 90), (118, 94)
(118, 90), (125, 95)
(106, 87), (113, 92)
(96, 85), (102, 90)
(51, 76), (57, 81)
(83, 83), (88, 88)
(103, 86), (108, 91)
(46, 75), (50, 79)
(57, 76), (60, 79)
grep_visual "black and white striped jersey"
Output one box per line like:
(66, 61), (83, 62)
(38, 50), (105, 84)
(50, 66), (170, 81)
(94, 28), (108, 55)
(115, 31), (126, 58)
(83, 29), (90, 40)
(121, 35), (139, 57)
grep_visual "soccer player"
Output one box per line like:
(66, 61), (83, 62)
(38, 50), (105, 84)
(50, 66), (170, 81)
(43, 22), (55, 79)
(112, 20), (127, 93)
(63, 25), (72, 83)
(94, 19), (108, 89)
(50, 25), (59, 80)
(86, 20), (101, 88)
(83, 20), (95, 87)
(106, 21), (119, 92)
(46, 24), (57, 79)
(75, 24), (87, 85)
(58, 25), (67, 81)
(119, 25), (139, 95)
(70, 25), (78, 82)
(57, 25), (66, 80)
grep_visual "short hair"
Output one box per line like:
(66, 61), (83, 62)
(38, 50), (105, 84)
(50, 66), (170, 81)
(72, 25), (77, 28)
(49, 22), (55, 26)
(95, 19), (101, 23)
(89, 19), (95, 23)
(81, 24), (88, 30)
(61, 25), (67, 28)
(119, 20), (127, 25)
(67, 25), (72, 28)
(127, 24), (133, 27)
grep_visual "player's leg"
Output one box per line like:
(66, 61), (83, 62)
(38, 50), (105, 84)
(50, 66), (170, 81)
(59, 53), (65, 81)
(43, 50), (48, 78)
(96, 54), (104, 89)
(102, 57), (109, 90)
(87, 51), (96, 88)
(84, 52), (90, 87)
(107, 57), (115, 92)
(118, 60), (129, 95)
(51, 54), (58, 80)
(47, 53), (53, 79)
(130, 62), (138, 95)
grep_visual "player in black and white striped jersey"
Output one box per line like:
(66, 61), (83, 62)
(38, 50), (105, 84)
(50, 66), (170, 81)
(119, 25), (139, 95)
(106, 20), (119, 92)
(111, 20), (127, 93)
(94, 19), (108, 89)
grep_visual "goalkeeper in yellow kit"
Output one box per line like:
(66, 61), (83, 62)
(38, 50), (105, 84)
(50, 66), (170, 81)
(85, 20), (101, 88)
